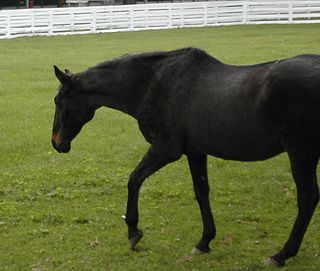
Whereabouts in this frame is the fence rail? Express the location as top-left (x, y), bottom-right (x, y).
top-left (1, 1), bottom-right (320, 39)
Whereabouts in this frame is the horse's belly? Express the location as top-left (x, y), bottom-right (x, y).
top-left (184, 120), bottom-right (284, 161)
top-left (186, 134), bottom-right (283, 161)
top-left (209, 135), bottom-right (283, 161)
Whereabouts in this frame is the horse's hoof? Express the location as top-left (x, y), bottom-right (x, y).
top-left (191, 247), bottom-right (208, 255)
top-left (265, 257), bottom-right (284, 268)
top-left (129, 230), bottom-right (143, 250)
top-left (191, 247), bottom-right (203, 255)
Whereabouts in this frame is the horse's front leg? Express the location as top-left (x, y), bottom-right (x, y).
top-left (125, 145), bottom-right (180, 250)
top-left (188, 155), bottom-right (216, 253)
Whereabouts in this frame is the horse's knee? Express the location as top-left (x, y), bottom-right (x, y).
top-left (127, 169), bottom-right (144, 192)
top-left (127, 174), bottom-right (137, 189)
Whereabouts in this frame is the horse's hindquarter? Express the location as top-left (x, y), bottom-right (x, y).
top-left (262, 55), bottom-right (320, 138)
top-left (182, 64), bottom-right (284, 161)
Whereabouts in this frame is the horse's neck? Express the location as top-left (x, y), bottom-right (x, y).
top-left (84, 60), bottom-right (155, 119)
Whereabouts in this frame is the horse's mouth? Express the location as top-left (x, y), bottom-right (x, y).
top-left (51, 139), bottom-right (71, 153)
top-left (52, 131), bottom-right (71, 153)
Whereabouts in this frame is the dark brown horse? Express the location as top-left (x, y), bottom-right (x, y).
top-left (51, 48), bottom-right (320, 267)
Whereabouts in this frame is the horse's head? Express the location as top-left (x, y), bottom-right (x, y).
top-left (51, 66), bottom-right (95, 153)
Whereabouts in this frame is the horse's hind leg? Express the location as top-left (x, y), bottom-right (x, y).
top-left (268, 137), bottom-right (319, 267)
top-left (188, 155), bottom-right (216, 253)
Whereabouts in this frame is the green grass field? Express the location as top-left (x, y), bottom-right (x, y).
top-left (1, 24), bottom-right (320, 271)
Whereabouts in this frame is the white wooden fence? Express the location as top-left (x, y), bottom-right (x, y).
top-left (0, 1), bottom-right (320, 39)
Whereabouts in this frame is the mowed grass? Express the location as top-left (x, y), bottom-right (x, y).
top-left (0, 24), bottom-right (320, 271)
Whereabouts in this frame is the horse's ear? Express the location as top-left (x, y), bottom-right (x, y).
top-left (65, 69), bottom-right (72, 75)
top-left (54, 65), bottom-right (71, 84)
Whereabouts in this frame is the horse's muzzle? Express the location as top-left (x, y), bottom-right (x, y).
top-left (52, 140), bottom-right (71, 153)
top-left (51, 132), bottom-right (71, 153)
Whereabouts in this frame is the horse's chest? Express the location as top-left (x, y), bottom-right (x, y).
top-left (137, 110), bottom-right (169, 144)
top-left (137, 92), bottom-right (175, 143)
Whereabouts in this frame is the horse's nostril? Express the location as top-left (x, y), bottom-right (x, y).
top-left (51, 139), bottom-right (60, 152)
top-left (52, 132), bottom-right (62, 146)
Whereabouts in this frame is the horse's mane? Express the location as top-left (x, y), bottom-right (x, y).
top-left (91, 47), bottom-right (220, 71)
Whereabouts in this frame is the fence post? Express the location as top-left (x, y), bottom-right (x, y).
top-left (71, 8), bottom-right (74, 33)
top-left (214, 1), bottom-right (218, 25)
top-left (168, 4), bottom-right (172, 28)
top-left (92, 8), bottom-right (96, 33)
top-left (242, 1), bottom-right (247, 24)
top-left (144, 5), bottom-right (148, 29)
top-left (5, 14), bottom-right (10, 39)
top-left (204, 3), bottom-right (208, 26)
top-left (31, 10), bottom-right (35, 34)
top-left (109, 6), bottom-right (113, 30)
top-left (129, 5), bottom-right (133, 31)
top-left (181, 4), bottom-right (184, 27)
top-left (49, 10), bottom-right (53, 36)
top-left (288, 0), bottom-right (293, 23)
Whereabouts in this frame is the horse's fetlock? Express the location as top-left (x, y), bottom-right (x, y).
top-left (283, 245), bottom-right (299, 258)
top-left (125, 218), bottom-right (137, 227)
top-left (196, 242), bottom-right (211, 253)
top-left (203, 233), bottom-right (215, 243)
